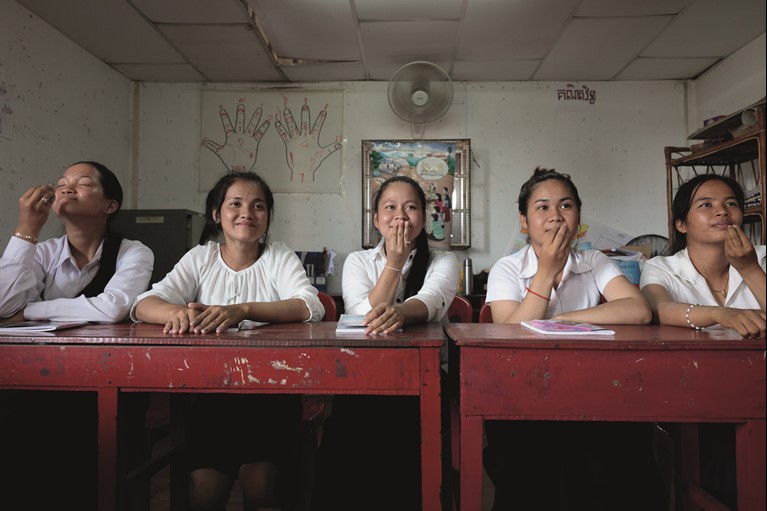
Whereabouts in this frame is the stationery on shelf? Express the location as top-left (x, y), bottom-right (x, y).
top-left (335, 314), bottom-right (367, 333)
top-left (521, 319), bottom-right (615, 336)
top-left (0, 320), bottom-right (89, 334)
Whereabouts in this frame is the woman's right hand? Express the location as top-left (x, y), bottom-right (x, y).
top-left (383, 220), bottom-right (412, 269)
top-left (16, 185), bottom-right (55, 238)
top-left (163, 307), bottom-right (202, 334)
top-left (536, 222), bottom-right (571, 280)
top-left (713, 307), bottom-right (766, 338)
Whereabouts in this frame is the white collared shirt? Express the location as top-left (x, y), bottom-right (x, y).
top-left (342, 240), bottom-right (459, 322)
top-left (130, 240), bottom-right (324, 326)
top-left (486, 245), bottom-right (623, 318)
top-left (640, 246), bottom-right (766, 308)
top-left (0, 234), bottom-right (154, 322)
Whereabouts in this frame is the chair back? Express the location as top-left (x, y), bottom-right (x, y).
top-left (317, 291), bottom-right (337, 322)
top-left (479, 303), bottom-right (493, 323)
top-left (447, 295), bottom-right (473, 323)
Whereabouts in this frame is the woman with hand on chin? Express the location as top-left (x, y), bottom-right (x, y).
top-left (641, 174), bottom-right (765, 338)
top-left (133, 171), bottom-right (323, 511)
top-left (641, 174), bottom-right (765, 508)
top-left (312, 175), bottom-right (458, 511)
top-left (484, 167), bottom-right (661, 511)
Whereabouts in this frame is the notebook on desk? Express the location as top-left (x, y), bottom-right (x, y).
top-left (0, 320), bottom-right (89, 335)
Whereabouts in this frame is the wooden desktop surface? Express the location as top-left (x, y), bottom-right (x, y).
top-left (445, 323), bottom-right (766, 511)
top-left (1, 322), bottom-right (446, 511)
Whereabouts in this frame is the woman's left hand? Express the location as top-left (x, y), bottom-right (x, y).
top-left (187, 302), bottom-right (243, 333)
top-left (363, 302), bottom-right (404, 335)
top-left (725, 225), bottom-right (759, 272)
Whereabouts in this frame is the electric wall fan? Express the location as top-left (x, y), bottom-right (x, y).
top-left (387, 61), bottom-right (454, 136)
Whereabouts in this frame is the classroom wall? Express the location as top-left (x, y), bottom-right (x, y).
top-left (0, 0), bottom-right (132, 250)
top-left (2, 0), bottom-right (765, 295)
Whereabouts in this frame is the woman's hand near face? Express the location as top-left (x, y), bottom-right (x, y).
top-left (725, 225), bottom-right (759, 271)
top-left (15, 185), bottom-right (55, 238)
top-left (712, 307), bottom-right (766, 338)
top-left (363, 302), bottom-right (405, 335)
top-left (383, 220), bottom-right (412, 269)
top-left (186, 302), bottom-right (245, 334)
top-left (536, 222), bottom-right (571, 280)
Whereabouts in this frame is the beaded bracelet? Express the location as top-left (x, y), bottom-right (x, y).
top-left (13, 232), bottom-right (38, 244)
top-left (525, 287), bottom-right (551, 302)
top-left (684, 303), bottom-right (704, 330)
top-left (385, 265), bottom-right (402, 272)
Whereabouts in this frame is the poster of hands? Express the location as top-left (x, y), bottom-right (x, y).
top-left (200, 89), bottom-right (345, 192)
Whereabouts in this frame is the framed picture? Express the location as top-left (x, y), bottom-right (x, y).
top-left (362, 139), bottom-right (471, 250)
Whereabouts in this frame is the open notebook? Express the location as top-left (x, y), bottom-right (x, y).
top-left (0, 320), bottom-right (89, 334)
top-left (521, 319), bottom-right (614, 335)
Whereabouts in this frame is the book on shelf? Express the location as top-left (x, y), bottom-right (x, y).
top-left (521, 319), bottom-right (614, 336)
top-left (335, 314), bottom-right (367, 333)
top-left (0, 320), bottom-right (89, 334)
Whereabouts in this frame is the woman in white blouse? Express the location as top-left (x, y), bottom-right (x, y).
top-left (134, 171), bottom-right (323, 511)
top-left (641, 174), bottom-right (765, 508)
top-left (312, 175), bottom-right (458, 511)
top-left (0, 161), bottom-right (153, 510)
top-left (484, 167), bottom-right (661, 511)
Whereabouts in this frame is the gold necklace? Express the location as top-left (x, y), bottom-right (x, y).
top-left (708, 272), bottom-right (729, 297)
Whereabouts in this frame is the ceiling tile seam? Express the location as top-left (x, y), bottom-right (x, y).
top-left (609, 15), bottom-right (680, 80)
top-left (531, 0), bottom-right (583, 81)
top-left (350, 0), bottom-right (371, 80)
top-left (238, 0), bottom-right (290, 81)
top-left (124, 0), bottom-right (209, 80)
top-left (447, 0), bottom-right (470, 78)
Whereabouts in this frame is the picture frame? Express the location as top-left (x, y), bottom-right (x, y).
top-left (362, 139), bottom-right (471, 250)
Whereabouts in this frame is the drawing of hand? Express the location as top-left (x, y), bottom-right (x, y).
top-left (202, 104), bottom-right (270, 172)
top-left (275, 103), bottom-right (342, 182)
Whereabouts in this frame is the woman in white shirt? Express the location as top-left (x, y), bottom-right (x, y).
top-left (0, 161), bottom-right (153, 510)
top-left (0, 161), bottom-right (153, 322)
top-left (312, 175), bottom-right (458, 511)
top-left (641, 174), bottom-right (765, 508)
top-left (484, 168), bottom-right (660, 510)
top-left (134, 171), bottom-right (323, 511)
top-left (641, 174), bottom-right (765, 337)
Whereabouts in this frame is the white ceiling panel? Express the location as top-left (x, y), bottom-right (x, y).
top-left (281, 62), bottom-right (367, 82)
top-left (250, 0), bottom-right (360, 61)
top-left (642, 0), bottom-right (766, 57)
top-left (13, 0), bottom-right (765, 82)
top-left (457, 0), bottom-right (581, 60)
top-left (112, 64), bottom-right (207, 82)
top-left (17, 0), bottom-right (185, 63)
top-left (453, 60), bottom-right (539, 81)
top-left (131, 0), bottom-right (247, 24)
top-left (354, 0), bottom-right (463, 20)
top-left (535, 17), bottom-right (672, 81)
top-left (159, 24), bottom-right (285, 82)
top-left (576, 0), bottom-right (693, 17)
top-left (616, 57), bottom-right (719, 80)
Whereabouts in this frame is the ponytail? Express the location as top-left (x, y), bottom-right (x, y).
top-left (77, 231), bottom-right (124, 297)
top-left (403, 230), bottom-right (431, 299)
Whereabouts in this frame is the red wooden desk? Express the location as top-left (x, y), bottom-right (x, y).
top-left (0, 322), bottom-right (445, 511)
top-left (445, 323), bottom-right (766, 511)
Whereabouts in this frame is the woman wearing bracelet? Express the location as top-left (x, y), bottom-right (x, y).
top-left (640, 174), bottom-right (765, 337)
top-left (640, 174), bottom-right (765, 508)
top-left (484, 167), bottom-right (659, 510)
top-left (312, 175), bottom-right (458, 511)
top-left (0, 161), bottom-right (153, 510)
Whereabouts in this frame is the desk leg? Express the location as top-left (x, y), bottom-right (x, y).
top-left (459, 416), bottom-right (483, 511)
top-left (98, 387), bottom-right (118, 511)
top-left (420, 347), bottom-right (442, 511)
top-left (736, 419), bottom-right (766, 511)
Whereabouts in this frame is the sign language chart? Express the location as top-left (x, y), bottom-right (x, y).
top-left (200, 89), bottom-right (344, 192)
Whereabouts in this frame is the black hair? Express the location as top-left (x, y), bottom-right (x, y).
top-left (70, 161), bottom-right (125, 297)
top-left (373, 175), bottom-right (431, 299)
top-left (199, 171), bottom-right (274, 246)
top-left (518, 166), bottom-right (582, 217)
top-left (670, 174), bottom-right (745, 254)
